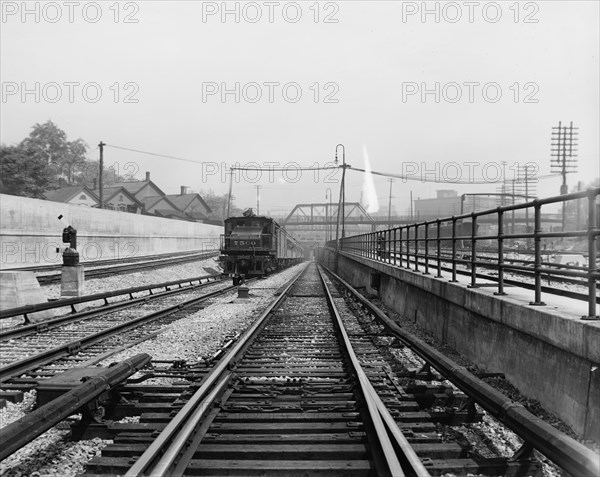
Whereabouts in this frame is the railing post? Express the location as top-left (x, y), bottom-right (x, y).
top-left (495, 209), bottom-right (507, 296)
top-left (436, 220), bottom-right (442, 278)
top-left (406, 227), bottom-right (410, 269)
top-left (371, 232), bottom-right (375, 259)
top-left (529, 202), bottom-right (546, 306)
top-left (468, 214), bottom-right (477, 288)
top-left (414, 224), bottom-right (419, 272)
top-left (399, 227), bottom-right (404, 268)
top-left (450, 217), bottom-right (458, 282)
top-left (393, 228), bottom-right (397, 266)
top-left (424, 222), bottom-right (430, 275)
top-left (387, 229), bottom-right (391, 264)
top-left (583, 191), bottom-right (599, 319)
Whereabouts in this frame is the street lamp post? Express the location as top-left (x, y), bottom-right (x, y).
top-left (334, 144), bottom-right (346, 249)
top-left (326, 188), bottom-right (332, 242)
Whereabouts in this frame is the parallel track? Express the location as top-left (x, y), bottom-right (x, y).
top-left (367, 252), bottom-right (598, 303)
top-left (34, 250), bottom-right (219, 284)
top-left (85, 263), bottom-right (547, 476)
top-left (0, 279), bottom-right (240, 388)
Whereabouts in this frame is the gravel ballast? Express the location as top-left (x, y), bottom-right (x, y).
top-left (0, 263), bottom-right (307, 477)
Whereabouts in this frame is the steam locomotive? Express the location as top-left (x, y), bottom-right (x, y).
top-left (219, 210), bottom-right (304, 285)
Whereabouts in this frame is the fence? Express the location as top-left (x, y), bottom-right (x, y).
top-left (330, 188), bottom-right (599, 319)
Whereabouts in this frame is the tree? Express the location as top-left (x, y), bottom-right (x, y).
top-left (0, 121), bottom-right (93, 197)
top-left (20, 120), bottom-right (88, 187)
top-left (0, 145), bottom-right (54, 197)
top-left (200, 189), bottom-right (242, 221)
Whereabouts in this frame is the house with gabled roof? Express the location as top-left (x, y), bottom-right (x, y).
top-left (111, 171), bottom-right (166, 203)
top-left (164, 186), bottom-right (213, 222)
top-left (43, 185), bottom-right (99, 207)
top-left (101, 186), bottom-right (144, 213)
top-left (140, 195), bottom-right (190, 220)
top-left (41, 172), bottom-right (213, 222)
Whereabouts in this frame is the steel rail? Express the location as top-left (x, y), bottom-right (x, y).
top-left (0, 276), bottom-right (223, 342)
top-left (0, 283), bottom-right (238, 384)
top-left (324, 265), bottom-right (600, 477)
top-left (124, 263), bottom-right (310, 477)
top-left (0, 353), bottom-right (151, 461)
top-left (1, 273), bottom-right (223, 322)
top-left (36, 250), bottom-right (219, 284)
top-left (12, 249), bottom-right (216, 273)
top-left (317, 265), bottom-right (429, 477)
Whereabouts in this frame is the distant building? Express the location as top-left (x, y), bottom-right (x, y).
top-left (43, 185), bottom-right (99, 207)
top-left (414, 190), bottom-right (461, 219)
top-left (414, 190), bottom-right (504, 220)
top-left (101, 187), bottom-right (143, 213)
top-left (163, 186), bottom-right (212, 222)
top-left (140, 195), bottom-right (188, 220)
top-left (110, 171), bottom-right (166, 203)
top-left (43, 172), bottom-right (212, 221)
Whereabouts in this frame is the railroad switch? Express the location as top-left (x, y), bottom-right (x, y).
top-left (36, 366), bottom-right (126, 433)
top-left (36, 367), bottom-right (109, 407)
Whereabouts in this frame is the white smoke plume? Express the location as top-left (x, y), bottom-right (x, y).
top-left (361, 145), bottom-right (379, 214)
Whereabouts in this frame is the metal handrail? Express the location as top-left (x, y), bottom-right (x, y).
top-left (332, 189), bottom-right (599, 319)
top-left (0, 273), bottom-right (223, 321)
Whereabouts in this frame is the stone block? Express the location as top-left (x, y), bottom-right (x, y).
top-left (0, 271), bottom-right (54, 323)
top-left (61, 265), bottom-right (85, 297)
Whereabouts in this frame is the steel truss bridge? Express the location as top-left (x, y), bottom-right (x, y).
top-left (279, 202), bottom-right (563, 249)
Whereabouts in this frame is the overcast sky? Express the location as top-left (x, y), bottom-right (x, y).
top-left (1, 0), bottom-right (598, 216)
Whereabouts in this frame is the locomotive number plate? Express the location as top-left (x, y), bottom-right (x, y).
top-left (233, 240), bottom-right (258, 246)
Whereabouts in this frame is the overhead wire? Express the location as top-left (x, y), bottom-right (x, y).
top-left (102, 143), bottom-right (565, 184)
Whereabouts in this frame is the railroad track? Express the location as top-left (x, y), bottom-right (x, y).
top-left (0, 276), bottom-right (239, 389)
top-left (85, 262), bottom-right (423, 475)
top-left (372, 252), bottom-right (598, 303)
top-left (1, 262), bottom-right (596, 475)
top-left (32, 250), bottom-right (220, 284)
top-left (79, 262), bottom-right (545, 476)
top-left (324, 265), bottom-right (598, 477)
top-left (12, 249), bottom-right (217, 274)
top-left (77, 261), bottom-right (598, 476)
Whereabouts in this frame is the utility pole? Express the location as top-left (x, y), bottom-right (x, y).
top-left (511, 179), bottom-right (516, 235)
top-left (387, 178), bottom-right (394, 224)
top-left (524, 165), bottom-right (530, 235)
top-left (225, 169), bottom-right (233, 220)
top-left (410, 190), bottom-right (413, 220)
top-left (255, 185), bottom-right (261, 215)
top-left (551, 121), bottom-right (578, 231)
top-left (98, 141), bottom-right (105, 209)
top-left (576, 180), bottom-right (582, 230)
top-left (500, 160), bottom-right (507, 206)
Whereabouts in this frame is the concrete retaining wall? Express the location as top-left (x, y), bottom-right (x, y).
top-left (320, 248), bottom-right (600, 441)
top-left (1, 194), bottom-right (222, 269)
